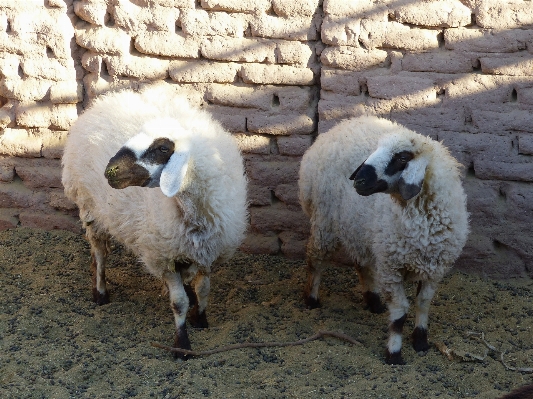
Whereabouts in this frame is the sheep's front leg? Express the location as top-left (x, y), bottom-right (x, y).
top-left (412, 280), bottom-right (438, 352)
top-left (355, 264), bottom-right (386, 314)
top-left (162, 270), bottom-right (191, 360)
top-left (304, 257), bottom-right (325, 309)
top-left (86, 227), bottom-right (110, 305)
top-left (385, 283), bottom-right (410, 365)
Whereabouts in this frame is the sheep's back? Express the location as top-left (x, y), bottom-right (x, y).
top-left (62, 88), bottom-right (248, 269)
top-left (298, 117), bottom-right (390, 260)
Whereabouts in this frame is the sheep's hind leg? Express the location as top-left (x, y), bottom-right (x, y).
top-left (86, 226), bottom-right (110, 305)
top-left (189, 272), bottom-right (210, 329)
top-left (176, 261), bottom-right (209, 329)
top-left (355, 264), bottom-right (386, 314)
top-left (162, 270), bottom-right (191, 360)
top-left (412, 280), bottom-right (438, 352)
top-left (385, 283), bottom-right (410, 365)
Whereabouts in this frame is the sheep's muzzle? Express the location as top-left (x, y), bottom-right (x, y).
top-left (105, 148), bottom-right (151, 189)
top-left (352, 164), bottom-right (388, 196)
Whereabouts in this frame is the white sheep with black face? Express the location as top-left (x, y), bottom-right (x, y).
top-left (299, 115), bottom-right (469, 365)
top-left (62, 87), bottom-right (248, 359)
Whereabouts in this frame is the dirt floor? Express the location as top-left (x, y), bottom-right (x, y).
top-left (1, 228), bottom-right (533, 399)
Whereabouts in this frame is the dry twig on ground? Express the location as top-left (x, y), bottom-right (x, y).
top-left (468, 332), bottom-right (533, 373)
top-left (436, 332), bottom-right (533, 373)
top-left (152, 330), bottom-right (361, 357)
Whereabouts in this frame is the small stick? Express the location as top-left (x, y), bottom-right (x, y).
top-left (500, 350), bottom-right (533, 373)
top-left (435, 341), bottom-right (454, 360)
top-left (152, 330), bottom-right (361, 357)
top-left (467, 331), bottom-right (498, 352)
top-left (466, 331), bottom-right (533, 373)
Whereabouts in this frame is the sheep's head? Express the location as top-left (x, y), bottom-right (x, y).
top-left (349, 133), bottom-right (429, 201)
top-left (104, 118), bottom-right (190, 198)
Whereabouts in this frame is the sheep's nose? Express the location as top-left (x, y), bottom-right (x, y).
top-left (355, 177), bottom-right (365, 186)
top-left (104, 165), bottom-right (119, 179)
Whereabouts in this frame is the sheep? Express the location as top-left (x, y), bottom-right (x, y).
top-left (298, 115), bottom-right (469, 365)
top-left (61, 87), bottom-right (248, 359)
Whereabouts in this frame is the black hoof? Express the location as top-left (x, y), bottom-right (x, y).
top-left (385, 350), bottom-right (406, 365)
top-left (363, 291), bottom-right (386, 314)
top-left (173, 326), bottom-right (192, 360)
top-left (304, 295), bottom-right (320, 309)
top-left (188, 306), bottom-right (208, 329)
top-left (412, 327), bottom-right (430, 352)
top-left (92, 288), bottom-right (110, 305)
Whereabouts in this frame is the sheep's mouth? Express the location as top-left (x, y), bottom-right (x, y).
top-left (355, 182), bottom-right (388, 196)
top-left (105, 162), bottom-right (151, 189)
top-left (107, 175), bottom-right (150, 189)
top-left (352, 164), bottom-right (389, 196)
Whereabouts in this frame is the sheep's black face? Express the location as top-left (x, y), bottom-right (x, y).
top-left (105, 148), bottom-right (151, 189)
top-left (350, 151), bottom-right (414, 196)
top-left (105, 137), bottom-right (175, 189)
top-left (350, 164), bottom-right (388, 196)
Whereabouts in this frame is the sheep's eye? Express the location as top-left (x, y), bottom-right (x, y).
top-left (399, 156), bottom-right (408, 163)
top-left (159, 146), bottom-right (169, 153)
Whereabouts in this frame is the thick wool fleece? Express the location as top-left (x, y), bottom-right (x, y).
top-left (299, 115), bottom-right (469, 290)
top-left (62, 87), bottom-right (248, 278)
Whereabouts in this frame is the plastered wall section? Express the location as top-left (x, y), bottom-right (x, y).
top-left (319, 0), bottom-right (533, 278)
top-left (0, 0), bottom-right (533, 279)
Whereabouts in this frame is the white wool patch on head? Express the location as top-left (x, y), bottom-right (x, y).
top-left (378, 132), bottom-right (418, 155)
top-left (365, 146), bottom-right (392, 170)
top-left (124, 117), bottom-right (188, 159)
top-left (141, 117), bottom-right (184, 140)
top-left (124, 132), bottom-right (154, 158)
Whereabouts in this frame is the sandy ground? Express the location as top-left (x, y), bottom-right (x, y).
top-left (1, 228), bottom-right (533, 399)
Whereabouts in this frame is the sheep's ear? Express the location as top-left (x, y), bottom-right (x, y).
top-left (159, 150), bottom-right (190, 197)
top-left (398, 157), bottom-right (428, 200)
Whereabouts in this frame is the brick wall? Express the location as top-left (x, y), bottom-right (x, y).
top-left (0, 0), bottom-right (532, 278)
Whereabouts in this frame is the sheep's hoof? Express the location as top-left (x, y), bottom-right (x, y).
top-left (173, 326), bottom-right (192, 360)
top-left (188, 306), bottom-right (208, 329)
top-left (385, 350), bottom-right (406, 365)
top-left (304, 295), bottom-right (320, 309)
top-left (363, 291), bottom-right (386, 314)
top-left (92, 288), bottom-right (110, 305)
top-left (412, 327), bottom-right (430, 352)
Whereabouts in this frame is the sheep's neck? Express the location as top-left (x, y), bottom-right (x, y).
top-left (390, 192), bottom-right (407, 207)
top-left (175, 170), bottom-right (218, 234)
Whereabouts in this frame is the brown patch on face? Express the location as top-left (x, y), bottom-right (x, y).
top-left (104, 147), bottom-right (151, 189)
top-left (141, 138), bottom-right (175, 165)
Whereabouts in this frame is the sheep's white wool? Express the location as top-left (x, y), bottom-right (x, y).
top-left (61, 86), bottom-right (249, 354)
top-left (62, 87), bottom-right (248, 275)
top-left (299, 115), bottom-right (469, 363)
top-left (124, 132), bottom-right (154, 157)
top-left (300, 115), bottom-right (468, 280)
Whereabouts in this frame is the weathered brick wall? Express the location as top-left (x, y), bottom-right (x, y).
top-left (0, 0), bottom-right (532, 278)
top-left (320, 0), bottom-right (533, 279)
top-left (0, 0), bottom-right (81, 232)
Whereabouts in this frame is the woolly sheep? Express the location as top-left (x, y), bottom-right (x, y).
top-left (61, 87), bottom-right (248, 358)
top-left (299, 115), bottom-right (469, 365)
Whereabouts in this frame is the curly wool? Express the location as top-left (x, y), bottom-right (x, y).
top-left (61, 87), bottom-right (248, 277)
top-left (299, 115), bottom-right (469, 363)
top-left (299, 115), bottom-right (469, 283)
